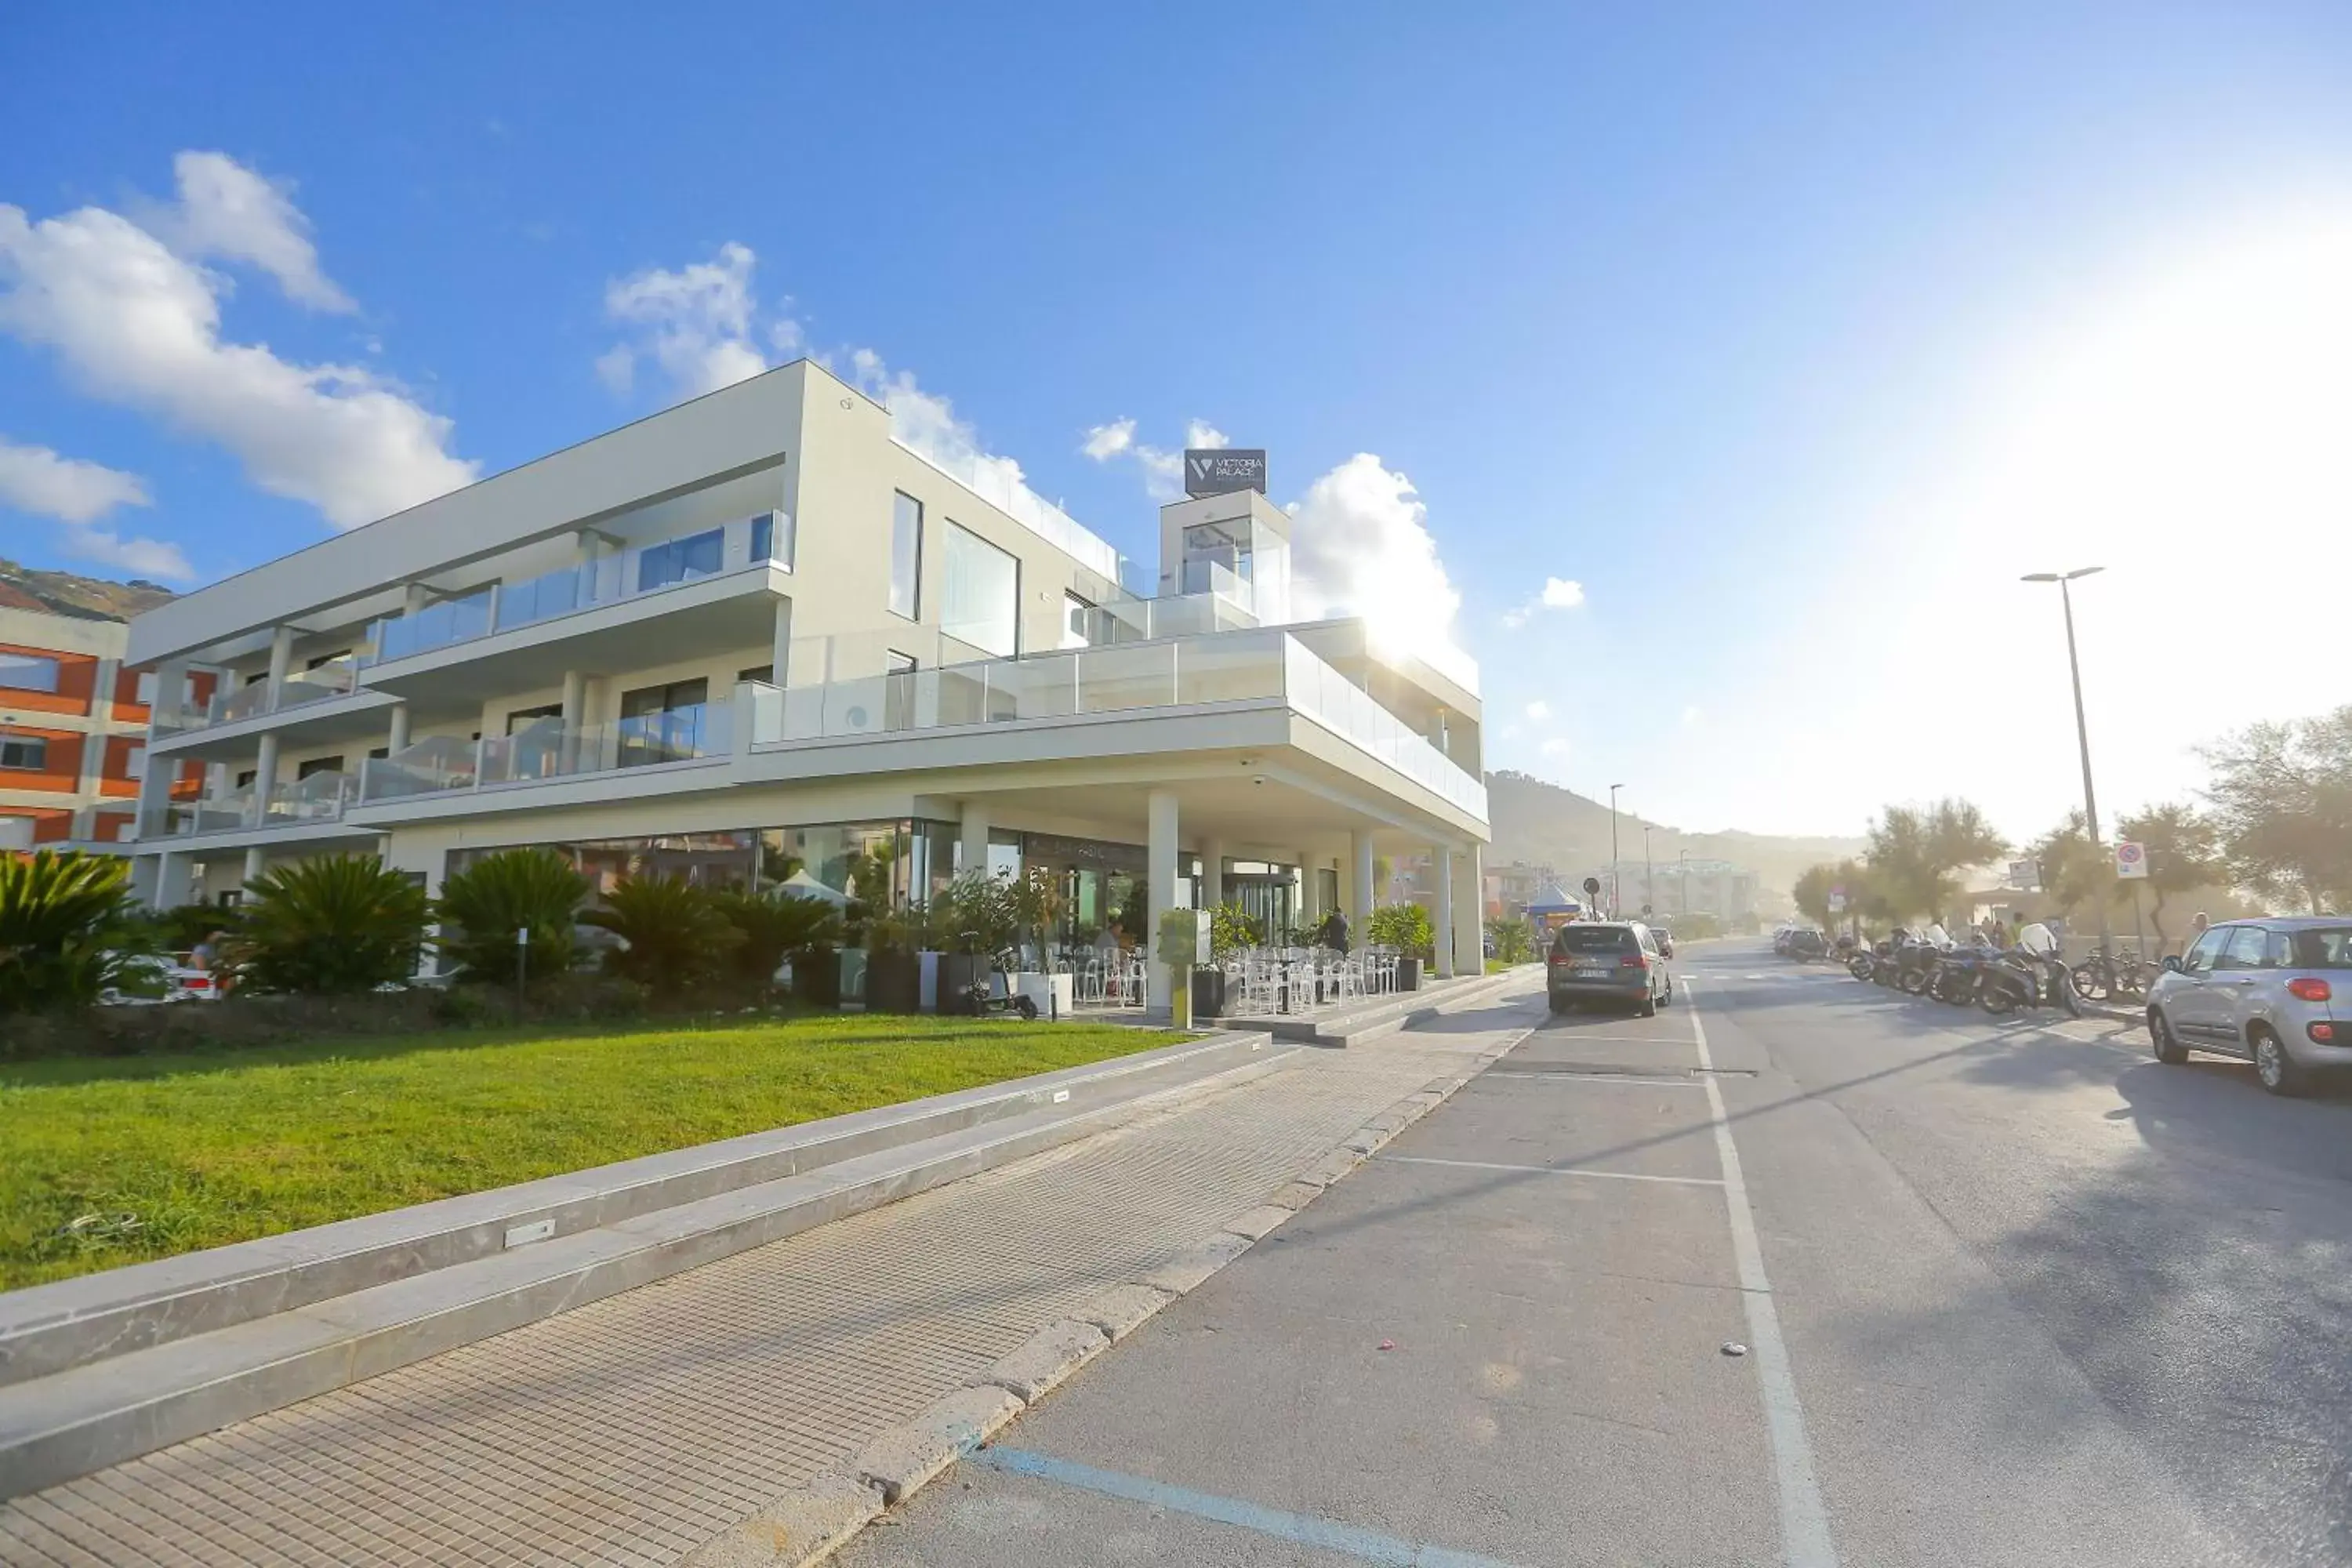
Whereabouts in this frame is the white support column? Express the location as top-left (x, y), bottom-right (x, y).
top-left (264, 625), bottom-right (296, 711)
top-left (404, 583), bottom-right (431, 615)
top-left (387, 702), bottom-right (412, 754)
top-left (1435, 847), bottom-right (1457, 978)
top-left (77, 659), bottom-right (118, 800)
top-left (154, 851), bottom-right (193, 911)
top-left (132, 750), bottom-right (174, 841)
top-left (129, 852), bottom-right (160, 906)
top-left (1200, 837), bottom-right (1227, 913)
top-left (1348, 829), bottom-right (1375, 952)
top-left (1453, 845), bottom-right (1483, 979)
top-left (769, 597), bottom-right (793, 686)
top-left (252, 732), bottom-right (280, 827)
top-left (242, 846), bottom-right (267, 886)
top-left (150, 657), bottom-right (187, 731)
top-left (1294, 852), bottom-right (1316, 926)
top-left (1147, 789), bottom-right (1180, 1010)
top-left (960, 800), bottom-right (991, 878)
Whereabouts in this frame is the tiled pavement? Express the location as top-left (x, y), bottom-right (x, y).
top-left (0, 997), bottom-right (1532, 1568)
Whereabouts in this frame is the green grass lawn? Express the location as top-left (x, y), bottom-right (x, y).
top-left (1, 1014), bottom-right (1176, 1290)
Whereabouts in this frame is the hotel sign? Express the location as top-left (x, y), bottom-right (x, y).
top-left (1183, 448), bottom-right (1267, 498)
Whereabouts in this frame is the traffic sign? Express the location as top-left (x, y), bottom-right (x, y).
top-left (2114, 840), bottom-right (2148, 880)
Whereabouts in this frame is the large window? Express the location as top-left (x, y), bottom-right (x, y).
top-left (617, 679), bottom-right (710, 764)
top-left (637, 527), bottom-right (724, 593)
top-left (942, 523), bottom-right (1019, 657)
top-left (890, 492), bottom-right (923, 619)
top-left (0, 652), bottom-right (61, 693)
top-left (0, 733), bottom-right (47, 770)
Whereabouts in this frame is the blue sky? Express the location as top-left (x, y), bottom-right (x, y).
top-left (5, 3), bottom-right (2350, 840)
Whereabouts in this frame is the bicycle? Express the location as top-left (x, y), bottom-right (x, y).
top-left (2070, 947), bottom-right (2157, 1004)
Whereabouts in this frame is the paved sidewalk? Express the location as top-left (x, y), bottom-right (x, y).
top-left (0, 989), bottom-right (1537, 1568)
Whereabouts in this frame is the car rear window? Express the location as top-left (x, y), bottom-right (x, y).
top-left (1555, 927), bottom-right (1637, 953)
top-left (2288, 928), bottom-right (2352, 970)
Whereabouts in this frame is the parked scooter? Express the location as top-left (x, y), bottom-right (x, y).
top-left (1929, 943), bottom-right (2001, 1006)
top-left (1977, 950), bottom-right (2082, 1018)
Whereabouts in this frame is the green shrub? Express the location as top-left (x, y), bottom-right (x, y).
top-left (1367, 901), bottom-right (1436, 960)
top-left (709, 887), bottom-right (842, 988)
top-left (0, 851), bottom-right (143, 1014)
top-left (1209, 902), bottom-right (1263, 958)
top-left (932, 869), bottom-right (1019, 954)
top-left (580, 875), bottom-right (742, 994)
top-left (436, 848), bottom-right (590, 985)
top-left (237, 855), bottom-right (429, 994)
top-left (1483, 916), bottom-right (1533, 964)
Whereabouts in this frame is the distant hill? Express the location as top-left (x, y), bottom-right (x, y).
top-left (0, 558), bottom-right (176, 622)
top-left (1486, 770), bottom-right (1866, 902)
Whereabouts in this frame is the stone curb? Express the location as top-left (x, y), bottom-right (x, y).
top-left (979, 1319), bottom-right (1109, 1403)
top-left (853, 1385), bottom-right (1024, 1504)
top-left (676, 1025), bottom-right (1530, 1566)
top-left (1073, 1282), bottom-right (1176, 1343)
top-left (679, 1468), bottom-right (884, 1567)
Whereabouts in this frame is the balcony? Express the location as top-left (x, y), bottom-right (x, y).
top-left (356, 702), bottom-right (735, 807)
top-left (158, 659), bottom-right (364, 737)
top-left (361, 511), bottom-right (789, 669)
top-left (151, 768), bottom-right (360, 839)
top-left (750, 630), bottom-right (1486, 820)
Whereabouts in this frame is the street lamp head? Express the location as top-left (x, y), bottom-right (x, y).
top-left (2064, 565), bottom-right (2105, 581)
top-left (2020, 572), bottom-right (2060, 583)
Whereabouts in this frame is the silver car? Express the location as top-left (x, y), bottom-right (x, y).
top-left (2147, 918), bottom-right (2351, 1095)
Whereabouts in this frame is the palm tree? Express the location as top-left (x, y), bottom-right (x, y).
top-left (437, 848), bottom-right (590, 985)
top-left (708, 887), bottom-right (842, 988)
top-left (580, 875), bottom-right (742, 994)
top-left (238, 855), bottom-right (430, 994)
top-left (0, 851), bottom-right (140, 1014)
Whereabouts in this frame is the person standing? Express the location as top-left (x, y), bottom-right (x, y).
top-left (2180, 910), bottom-right (2210, 959)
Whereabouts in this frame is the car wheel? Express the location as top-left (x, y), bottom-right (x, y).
top-left (1548, 996), bottom-right (1568, 1015)
top-left (2252, 1026), bottom-right (2306, 1097)
top-left (1637, 988), bottom-right (1658, 1018)
top-left (2149, 1009), bottom-right (2188, 1065)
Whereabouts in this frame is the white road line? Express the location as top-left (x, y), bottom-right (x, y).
top-left (1377, 1154), bottom-right (1724, 1187)
top-left (1532, 1032), bottom-right (1699, 1045)
top-left (1686, 979), bottom-right (1838, 1567)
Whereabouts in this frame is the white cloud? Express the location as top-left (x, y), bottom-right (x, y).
top-left (852, 347), bottom-right (1038, 509)
top-left (1081, 416), bottom-right (1228, 501)
top-left (0, 436), bottom-right (194, 582)
top-left (601, 241), bottom-right (773, 400)
top-left (0, 162), bottom-right (477, 532)
top-left (0, 436), bottom-right (149, 523)
top-left (1524, 699), bottom-right (1550, 720)
top-left (151, 151), bottom-right (354, 312)
top-left (1682, 705), bottom-right (1704, 728)
top-left (1540, 737), bottom-right (1570, 757)
top-left (1501, 575), bottom-right (1588, 628)
top-left (1286, 453), bottom-right (1463, 655)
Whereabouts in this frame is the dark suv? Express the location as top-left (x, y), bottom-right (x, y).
top-left (1547, 921), bottom-right (1674, 1016)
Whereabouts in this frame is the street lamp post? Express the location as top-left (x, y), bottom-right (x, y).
top-left (1643, 826), bottom-right (1653, 918)
top-left (1679, 849), bottom-right (1690, 919)
top-left (1608, 783), bottom-right (1624, 918)
top-left (2023, 567), bottom-right (2112, 960)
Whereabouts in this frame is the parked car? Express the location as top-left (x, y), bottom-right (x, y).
top-left (1546, 920), bottom-right (1673, 1017)
top-left (98, 952), bottom-right (225, 1006)
top-left (2146, 918), bottom-right (2351, 1095)
top-left (1650, 925), bottom-right (1675, 959)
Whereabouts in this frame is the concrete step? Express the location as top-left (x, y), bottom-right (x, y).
top-left (0, 1032), bottom-right (1290, 1498)
top-left (1215, 966), bottom-right (1532, 1047)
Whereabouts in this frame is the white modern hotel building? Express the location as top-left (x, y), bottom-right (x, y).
top-left (119, 360), bottom-right (1489, 985)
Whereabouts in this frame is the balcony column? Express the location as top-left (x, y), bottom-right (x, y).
top-left (1453, 845), bottom-right (1483, 982)
top-left (959, 800), bottom-right (990, 879)
top-left (132, 750), bottom-right (175, 840)
top-left (242, 847), bottom-right (267, 886)
top-left (769, 598), bottom-right (793, 687)
top-left (1435, 847), bottom-right (1457, 978)
top-left (1147, 789), bottom-right (1180, 1016)
top-left (560, 670), bottom-right (587, 773)
top-left (1200, 837), bottom-right (1227, 913)
top-left (75, 666), bottom-right (114, 799)
top-left (1294, 852), bottom-right (1317, 926)
top-left (387, 702), bottom-right (412, 753)
top-left (404, 583), bottom-right (431, 615)
top-left (1348, 829), bottom-right (1374, 953)
top-left (264, 625), bottom-right (296, 711)
top-left (252, 733), bottom-right (280, 827)
top-left (149, 658), bottom-right (187, 730)
top-left (154, 850), bottom-right (193, 911)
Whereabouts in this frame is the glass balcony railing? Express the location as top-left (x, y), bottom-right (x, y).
top-left (358, 703), bottom-right (733, 805)
top-left (267, 769), bottom-right (357, 824)
top-left (274, 661), bottom-right (357, 711)
top-left (361, 512), bottom-right (785, 668)
top-left (750, 630), bottom-right (1487, 818)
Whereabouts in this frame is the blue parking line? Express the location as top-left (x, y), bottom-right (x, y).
top-left (971, 1446), bottom-right (1526, 1568)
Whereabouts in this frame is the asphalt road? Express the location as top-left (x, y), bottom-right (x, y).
top-left (840, 941), bottom-right (2352, 1567)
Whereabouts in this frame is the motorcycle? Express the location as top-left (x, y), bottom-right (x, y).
top-left (1929, 944), bottom-right (1999, 1006)
top-left (1894, 940), bottom-right (1945, 994)
top-left (1978, 950), bottom-right (2082, 1018)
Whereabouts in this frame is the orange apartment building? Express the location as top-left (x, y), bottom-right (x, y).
top-left (0, 590), bottom-right (210, 851)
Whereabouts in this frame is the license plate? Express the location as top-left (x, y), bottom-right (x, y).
top-left (1569, 958), bottom-right (1607, 971)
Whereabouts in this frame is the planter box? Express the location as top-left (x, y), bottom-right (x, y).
top-left (918, 950), bottom-right (942, 1011)
top-left (1191, 967), bottom-right (1228, 1019)
top-left (866, 949), bottom-right (921, 1013)
top-left (1014, 972), bottom-right (1074, 1021)
top-left (790, 948), bottom-right (841, 1008)
top-left (1396, 956), bottom-right (1423, 992)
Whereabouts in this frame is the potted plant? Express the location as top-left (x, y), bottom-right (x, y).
top-left (1156, 906), bottom-right (1207, 1028)
top-left (1007, 865), bottom-right (1072, 1019)
top-left (1194, 902), bottom-right (1261, 1018)
top-left (933, 869), bottom-right (1016, 1014)
top-left (1368, 902), bottom-right (1436, 990)
top-left (865, 908), bottom-right (921, 1013)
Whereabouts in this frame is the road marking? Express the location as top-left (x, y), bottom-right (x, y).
top-left (1481, 1071), bottom-right (1704, 1088)
top-left (1530, 1032), bottom-right (1700, 1044)
top-left (1685, 980), bottom-right (1838, 1567)
top-left (1377, 1154), bottom-right (1722, 1187)
top-left (972, 1446), bottom-right (1527, 1568)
